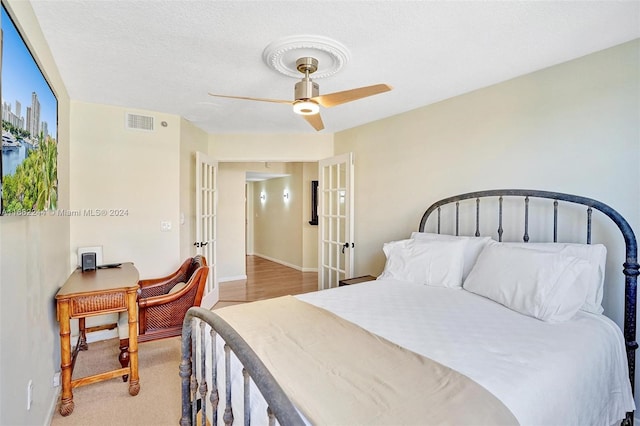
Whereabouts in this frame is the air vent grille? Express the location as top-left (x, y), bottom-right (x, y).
top-left (125, 113), bottom-right (155, 131)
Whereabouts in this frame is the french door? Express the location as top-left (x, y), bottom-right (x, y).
top-left (318, 153), bottom-right (354, 290)
top-left (195, 152), bottom-right (219, 308)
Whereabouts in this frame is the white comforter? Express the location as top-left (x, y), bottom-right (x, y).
top-left (296, 279), bottom-right (635, 425)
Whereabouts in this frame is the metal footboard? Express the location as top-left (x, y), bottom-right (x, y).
top-left (180, 307), bottom-right (305, 426)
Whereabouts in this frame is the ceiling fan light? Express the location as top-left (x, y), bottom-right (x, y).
top-left (293, 100), bottom-right (320, 115)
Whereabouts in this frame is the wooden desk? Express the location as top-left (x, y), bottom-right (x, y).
top-left (55, 263), bottom-right (140, 416)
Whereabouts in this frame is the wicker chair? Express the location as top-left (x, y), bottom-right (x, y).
top-left (117, 255), bottom-right (209, 369)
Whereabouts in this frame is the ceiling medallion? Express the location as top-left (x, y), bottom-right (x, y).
top-left (262, 35), bottom-right (351, 79)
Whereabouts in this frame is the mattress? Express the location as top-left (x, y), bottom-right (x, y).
top-left (297, 278), bottom-right (635, 425)
top-left (204, 278), bottom-right (634, 425)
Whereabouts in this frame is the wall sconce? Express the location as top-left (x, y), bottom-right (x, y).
top-left (260, 192), bottom-right (266, 202)
top-left (283, 190), bottom-right (290, 200)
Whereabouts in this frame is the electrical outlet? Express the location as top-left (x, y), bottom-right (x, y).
top-left (160, 221), bottom-right (172, 232)
top-left (27, 380), bottom-right (33, 410)
top-left (52, 372), bottom-right (61, 387)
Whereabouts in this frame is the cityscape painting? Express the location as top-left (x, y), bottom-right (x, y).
top-left (1, 3), bottom-right (58, 215)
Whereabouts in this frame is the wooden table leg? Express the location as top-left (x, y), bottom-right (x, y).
top-left (78, 317), bottom-right (88, 351)
top-left (126, 289), bottom-right (140, 396)
top-left (57, 300), bottom-right (75, 416)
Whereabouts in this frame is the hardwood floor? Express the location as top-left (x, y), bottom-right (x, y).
top-left (214, 256), bottom-right (318, 309)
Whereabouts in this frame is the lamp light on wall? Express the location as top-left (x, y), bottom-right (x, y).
top-left (283, 190), bottom-right (290, 200)
top-left (260, 192), bottom-right (266, 202)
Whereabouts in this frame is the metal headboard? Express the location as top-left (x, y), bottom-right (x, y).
top-left (419, 189), bottom-right (639, 425)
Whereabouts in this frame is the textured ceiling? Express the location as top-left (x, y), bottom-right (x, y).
top-left (28, 0), bottom-right (640, 134)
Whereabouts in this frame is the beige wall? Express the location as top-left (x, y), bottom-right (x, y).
top-left (209, 133), bottom-right (333, 161)
top-left (335, 40), bottom-right (639, 390)
top-left (69, 102), bottom-right (182, 278)
top-left (253, 164), bottom-right (304, 268)
top-left (0, 1), bottom-right (71, 424)
top-left (179, 118), bottom-right (209, 260)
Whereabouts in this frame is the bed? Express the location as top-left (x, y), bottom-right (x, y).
top-left (180, 189), bottom-right (639, 426)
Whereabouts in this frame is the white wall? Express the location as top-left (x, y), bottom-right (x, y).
top-left (217, 162), bottom-right (265, 280)
top-left (69, 102), bottom-right (182, 278)
top-left (0, 1), bottom-right (71, 424)
top-left (335, 39), bottom-right (640, 402)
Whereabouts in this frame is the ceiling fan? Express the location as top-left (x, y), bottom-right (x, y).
top-left (208, 57), bottom-right (392, 131)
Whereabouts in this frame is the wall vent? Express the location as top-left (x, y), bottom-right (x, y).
top-left (125, 113), bottom-right (155, 131)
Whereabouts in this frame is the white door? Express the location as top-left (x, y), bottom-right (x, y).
top-left (318, 153), bottom-right (355, 290)
top-left (195, 152), bottom-right (219, 308)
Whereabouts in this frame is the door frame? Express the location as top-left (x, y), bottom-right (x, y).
top-left (196, 152), bottom-right (219, 309)
top-left (318, 152), bottom-right (355, 290)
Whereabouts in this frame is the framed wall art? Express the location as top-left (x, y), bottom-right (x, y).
top-left (1, 2), bottom-right (58, 215)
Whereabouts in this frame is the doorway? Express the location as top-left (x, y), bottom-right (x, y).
top-left (216, 162), bottom-right (319, 284)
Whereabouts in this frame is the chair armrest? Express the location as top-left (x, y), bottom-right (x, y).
top-left (138, 258), bottom-right (193, 298)
top-left (138, 290), bottom-right (186, 309)
top-left (138, 258), bottom-right (192, 289)
top-left (138, 267), bottom-right (208, 309)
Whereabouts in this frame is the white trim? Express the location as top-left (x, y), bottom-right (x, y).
top-left (218, 275), bottom-right (248, 283)
top-left (301, 267), bottom-right (319, 273)
top-left (253, 253), bottom-right (304, 271)
top-left (71, 328), bottom-right (118, 343)
top-left (214, 157), bottom-right (326, 162)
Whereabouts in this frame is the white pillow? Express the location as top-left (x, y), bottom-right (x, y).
top-left (463, 241), bottom-right (591, 322)
top-left (411, 232), bottom-right (492, 280)
top-left (167, 281), bottom-right (187, 294)
top-left (503, 242), bottom-right (606, 314)
top-left (377, 239), bottom-right (466, 288)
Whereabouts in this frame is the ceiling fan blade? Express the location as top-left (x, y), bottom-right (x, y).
top-left (313, 84), bottom-right (392, 108)
top-left (208, 93), bottom-right (292, 105)
top-left (302, 113), bottom-right (324, 131)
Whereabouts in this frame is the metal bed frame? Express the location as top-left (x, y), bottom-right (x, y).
top-left (180, 189), bottom-right (638, 426)
top-left (419, 189), bottom-right (638, 426)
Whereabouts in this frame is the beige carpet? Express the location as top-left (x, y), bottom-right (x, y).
top-left (50, 337), bottom-right (183, 426)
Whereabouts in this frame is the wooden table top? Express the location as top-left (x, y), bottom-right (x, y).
top-left (56, 263), bottom-right (139, 299)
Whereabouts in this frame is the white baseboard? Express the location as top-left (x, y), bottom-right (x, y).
top-left (71, 328), bottom-right (118, 344)
top-left (251, 254), bottom-right (318, 272)
top-left (218, 275), bottom-right (248, 283)
top-left (253, 253), bottom-right (303, 271)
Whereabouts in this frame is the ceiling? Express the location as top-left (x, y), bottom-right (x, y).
top-left (28, 1), bottom-right (640, 135)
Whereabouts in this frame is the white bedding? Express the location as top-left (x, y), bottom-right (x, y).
top-left (296, 279), bottom-right (635, 425)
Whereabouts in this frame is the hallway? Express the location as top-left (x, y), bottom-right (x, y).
top-left (215, 255), bottom-right (318, 309)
